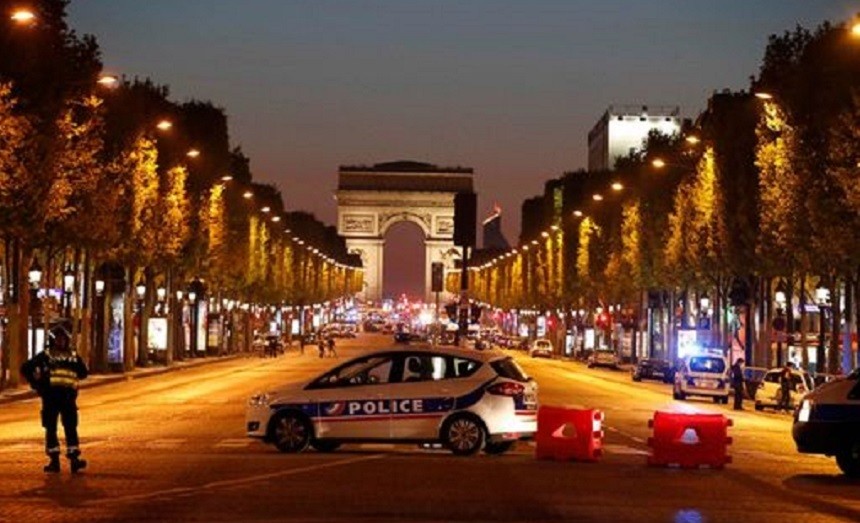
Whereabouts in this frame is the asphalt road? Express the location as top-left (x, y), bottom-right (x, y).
top-left (0, 333), bottom-right (857, 522)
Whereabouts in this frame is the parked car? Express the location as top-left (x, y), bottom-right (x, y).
top-left (529, 339), bottom-right (553, 358)
top-left (588, 349), bottom-right (620, 369)
top-left (754, 367), bottom-right (814, 411)
top-left (631, 359), bottom-right (675, 383)
top-left (246, 346), bottom-right (539, 455)
top-left (673, 353), bottom-right (730, 404)
top-left (741, 366), bottom-right (769, 400)
top-left (793, 369), bottom-right (860, 477)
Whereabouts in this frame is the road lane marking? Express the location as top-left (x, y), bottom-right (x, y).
top-left (85, 453), bottom-right (387, 507)
top-left (213, 439), bottom-right (252, 448)
top-left (145, 438), bottom-right (186, 449)
top-left (357, 443), bottom-right (396, 450)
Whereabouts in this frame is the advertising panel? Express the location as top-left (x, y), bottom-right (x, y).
top-left (107, 293), bottom-right (124, 364)
top-left (147, 317), bottom-right (168, 350)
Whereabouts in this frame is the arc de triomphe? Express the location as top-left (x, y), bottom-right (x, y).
top-left (336, 161), bottom-right (473, 302)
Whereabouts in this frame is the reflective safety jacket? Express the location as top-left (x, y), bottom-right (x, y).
top-left (21, 350), bottom-right (88, 395)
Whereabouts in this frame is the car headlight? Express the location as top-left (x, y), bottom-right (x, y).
top-left (248, 393), bottom-right (270, 406)
top-left (797, 399), bottom-right (813, 422)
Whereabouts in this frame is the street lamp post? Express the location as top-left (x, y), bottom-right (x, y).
top-left (815, 282), bottom-right (830, 374)
top-left (63, 265), bottom-right (75, 318)
top-left (774, 285), bottom-right (787, 367)
top-left (28, 259), bottom-right (43, 356)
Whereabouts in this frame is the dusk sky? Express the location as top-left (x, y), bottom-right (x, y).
top-left (69, 1), bottom-right (855, 298)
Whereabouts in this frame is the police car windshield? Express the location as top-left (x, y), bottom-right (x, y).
top-left (491, 357), bottom-right (529, 382)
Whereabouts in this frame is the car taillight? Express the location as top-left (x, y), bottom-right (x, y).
top-left (487, 382), bottom-right (525, 396)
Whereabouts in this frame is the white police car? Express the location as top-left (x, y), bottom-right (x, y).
top-left (793, 369), bottom-right (860, 476)
top-left (673, 353), bottom-right (730, 404)
top-left (246, 346), bottom-right (538, 456)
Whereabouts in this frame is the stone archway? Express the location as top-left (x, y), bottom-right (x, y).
top-left (336, 161), bottom-right (474, 302)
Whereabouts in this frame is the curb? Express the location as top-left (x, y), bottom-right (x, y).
top-left (0, 354), bottom-right (243, 405)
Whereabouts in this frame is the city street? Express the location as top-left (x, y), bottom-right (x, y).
top-left (0, 333), bottom-right (857, 522)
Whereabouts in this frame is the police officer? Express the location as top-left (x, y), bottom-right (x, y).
top-left (730, 358), bottom-right (745, 411)
top-left (20, 320), bottom-right (89, 473)
top-left (778, 363), bottom-right (793, 412)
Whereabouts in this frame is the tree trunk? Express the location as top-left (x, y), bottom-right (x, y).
top-left (764, 278), bottom-right (774, 367)
top-left (829, 279), bottom-right (842, 375)
top-left (799, 274), bottom-right (809, 370)
top-left (137, 267), bottom-right (153, 367)
top-left (123, 265), bottom-right (136, 372)
top-left (843, 277), bottom-right (854, 374)
top-left (165, 267), bottom-right (174, 366)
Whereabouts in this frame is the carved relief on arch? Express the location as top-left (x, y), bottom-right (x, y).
top-left (378, 211), bottom-right (432, 237)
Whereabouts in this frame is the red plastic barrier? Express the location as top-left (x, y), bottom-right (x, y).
top-left (646, 411), bottom-right (732, 469)
top-left (535, 406), bottom-right (604, 462)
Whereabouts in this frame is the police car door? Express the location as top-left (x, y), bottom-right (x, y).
top-left (387, 353), bottom-right (474, 440)
top-left (313, 355), bottom-right (396, 440)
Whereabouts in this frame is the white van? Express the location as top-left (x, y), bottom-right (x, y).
top-left (673, 354), bottom-right (730, 404)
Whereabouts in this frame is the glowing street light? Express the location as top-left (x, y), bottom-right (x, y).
top-left (97, 74), bottom-right (120, 88)
top-left (651, 158), bottom-right (666, 169)
top-left (10, 9), bottom-right (36, 24)
top-left (611, 182), bottom-right (623, 191)
top-left (592, 193), bottom-right (604, 201)
top-left (156, 119), bottom-right (173, 131)
top-left (261, 206), bottom-right (271, 213)
top-left (685, 135), bottom-right (701, 145)
top-left (242, 190), bottom-right (253, 199)
top-left (754, 92), bottom-right (773, 100)
top-left (221, 175), bottom-right (233, 182)
top-left (573, 210), bottom-right (583, 217)
top-left (852, 20), bottom-right (860, 37)
top-left (186, 148), bottom-right (201, 158)
top-left (271, 216), bottom-right (281, 223)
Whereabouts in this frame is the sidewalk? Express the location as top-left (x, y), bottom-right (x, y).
top-left (0, 354), bottom-right (243, 405)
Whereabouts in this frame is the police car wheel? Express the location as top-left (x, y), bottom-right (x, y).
top-left (443, 415), bottom-right (485, 456)
top-left (271, 412), bottom-right (311, 453)
top-left (483, 441), bottom-right (515, 455)
top-left (310, 439), bottom-right (341, 453)
top-left (836, 442), bottom-right (860, 477)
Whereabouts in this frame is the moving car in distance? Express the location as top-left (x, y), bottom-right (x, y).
top-left (246, 346), bottom-right (538, 456)
top-left (529, 339), bottom-right (553, 358)
top-left (793, 369), bottom-right (860, 477)
top-left (632, 358), bottom-right (675, 383)
top-left (673, 353), bottom-right (730, 404)
top-left (588, 348), bottom-right (620, 369)
top-left (754, 367), bottom-right (814, 411)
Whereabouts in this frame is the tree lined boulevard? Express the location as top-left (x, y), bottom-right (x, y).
top-left (1, 334), bottom-right (857, 522)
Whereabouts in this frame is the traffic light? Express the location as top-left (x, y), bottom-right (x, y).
top-left (470, 304), bottom-right (482, 323)
top-left (454, 192), bottom-right (477, 247)
top-left (595, 312), bottom-right (611, 331)
top-left (431, 262), bottom-right (444, 293)
top-left (728, 278), bottom-right (750, 306)
top-left (444, 303), bottom-right (458, 320)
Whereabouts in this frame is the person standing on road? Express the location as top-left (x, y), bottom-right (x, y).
top-left (327, 336), bottom-right (337, 358)
top-left (778, 363), bottom-right (793, 412)
top-left (318, 336), bottom-right (325, 359)
top-left (730, 358), bottom-right (745, 411)
top-left (20, 320), bottom-right (89, 474)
